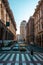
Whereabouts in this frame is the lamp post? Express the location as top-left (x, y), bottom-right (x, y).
top-left (6, 22), bottom-right (10, 46)
top-left (6, 21), bottom-right (10, 39)
top-left (2, 27), bottom-right (4, 47)
top-left (2, 22), bottom-right (10, 47)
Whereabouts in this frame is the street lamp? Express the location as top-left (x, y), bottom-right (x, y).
top-left (2, 27), bottom-right (4, 47)
top-left (6, 21), bottom-right (10, 40)
top-left (2, 22), bottom-right (10, 47)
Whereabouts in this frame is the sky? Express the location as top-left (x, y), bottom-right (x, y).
top-left (8, 0), bottom-right (39, 34)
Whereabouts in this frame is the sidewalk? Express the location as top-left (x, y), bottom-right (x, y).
top-left (28, 44), bottom-right (43, 53)
top-left (0, 42), bottom-right (15, 51)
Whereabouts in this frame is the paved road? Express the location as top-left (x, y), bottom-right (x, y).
top-left (0, 52), bottom-right (43, 65)
top-left (1, 42), bottom-right (43, 52)
top-left (27, 44), bottom-right (43, 53)
top-left (0, 42), bottom-right (43, 65)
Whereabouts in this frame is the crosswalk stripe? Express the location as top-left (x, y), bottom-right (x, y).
top-left (0, 54), bottom-right (2, 57)
top-left (22, 63), bottom-right (26, 65)
top-left (15, 63), bottom-right (19, 65)
top-left (0, 54), bottom-right (6, 60)
top-left (41, 54), bottom-right (43, 56)
top-left (3, 54), bottom-right (10, 61)
top-left (16, 54), bottom-right (19, 61)
top-left (0, 63), bottom-right (3, 65)
top-left (35, 54), bottom-right (42, 61)
top-left (9, 54), bottom-right (15, 61)
top-left (37, 63), bottom-right (41, 65)
top-left (21, 54), bottom-right (25, 61)
top-left (26, 54), bottom-right (31, 61)
top-left (30, 63), bottom-right (34, 65)
top-left (0, 54), bottom-right (1, 55)
top-left (7, 63), bottom-right (11, 65)
top-left (33, 56), bottom-right (37, 61)
top-left (39, 54), bottom-right (43, 59)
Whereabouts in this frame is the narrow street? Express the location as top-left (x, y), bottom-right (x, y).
top-left (0, 41), bottom-right (43, 65)
top-left (0, 0), bottom-right (43, 65)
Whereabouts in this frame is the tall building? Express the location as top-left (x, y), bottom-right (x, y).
top-left (17, 34), bottom-right (23, 41)
top-left (20, 20), bottom-right (27, 41)
top-left (33, 0), bottom-right (43, 47)
top-left (26, 16), bottom-right (34, 43)
top-left (26, 22), bottom-right (29, 43)
top-left (0, 0), bottom-right (17, 40)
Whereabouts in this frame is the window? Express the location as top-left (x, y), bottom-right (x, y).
top-left (39, 23), bottom-right (40, 30)
top-left (42, 24), bottom-right (43, 29)
top-left (42, 34), bottom-right (43, 39)
top-left (42, 34), bottom-right (43, 42)
top-left (1, 4), bottom-right (4, 19)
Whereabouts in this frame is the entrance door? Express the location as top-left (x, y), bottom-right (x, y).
top-left (0, 28), bottom-right (3, 40)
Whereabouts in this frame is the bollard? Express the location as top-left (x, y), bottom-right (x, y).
top-left (31, 49), bottom-right (33, 55)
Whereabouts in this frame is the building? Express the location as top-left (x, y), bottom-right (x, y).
top-left (26, 22), bottom-right (29, 43)
top-left (17, 34), bottom-right (23, 41)
top-left (26, 16), bottom-right (34, 44)
top-left (20, 20), bottom-right (27, 41)
top-left (0, 0), bottom-right (17, 41)
top-left (33, 0), bottom-right (43, 47)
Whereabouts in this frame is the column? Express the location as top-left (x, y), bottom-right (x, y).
top-left (41, 34), bottom-right (43, 47)
top-left (0, 0), bottom-right (1, 19)
top-left (2, 28), bottom-right (6, 40)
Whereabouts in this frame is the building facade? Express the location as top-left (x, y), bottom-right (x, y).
top-left (20, 20), bottom-right (27, 41)
top-left (26, 22), bottom-right (29, 43)
top-left (0, 0), bottom-right (17, 40)
top-left (33, 0), bottom-right (43, 47)
top-left (26, 16), bottom-right (34, 43)
top-left (17, 34), bottom-right (23, 41)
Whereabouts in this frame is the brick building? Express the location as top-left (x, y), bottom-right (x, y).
top-left (26, 22), bottom-right (29, 43)
top-left (20, 20), bottom-right (27, 41)
top-left (26, 16), bottom-right (34, 44)
top-left (0, 0), bottom-right (17, 40)
top-left (33, 0), bottom-right (43, 47)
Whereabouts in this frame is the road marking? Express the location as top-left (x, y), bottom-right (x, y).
top-left (7, 63), bottom-right (11, 65)
top-left (0, 63), bottom-right (3, 65)
top-left (35, 54), bottom-right (42, 61)
top-left (33, 56), bottom-right (37, 61)
top-left (16, 54), bottom-right (19, 61)
top-left (37, 63), bottom-right (41, 65)
top-left (0, 54), bottom-right (1, 55)
top-left (9, 54), bottom-right (15, 61)
top-left (30, 63), bottom-right (34, 65)
top-left (22, 63), bottom-right (26, 65)
top-left (0, 54), bottom-right (6, 60)
top-left (21, 54), bottom-right (25, 61)
top-left (3, 54), bottom-right (10, 61)
top-left (15, 63), bottom-right (19, 65)
top-left (39, 54), bottom-right (43, 59)
top-left (26, 54), bottom-right (31, 61)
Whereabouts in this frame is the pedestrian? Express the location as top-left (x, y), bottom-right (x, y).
top-left (31, 49), bottom-right (33, 56)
